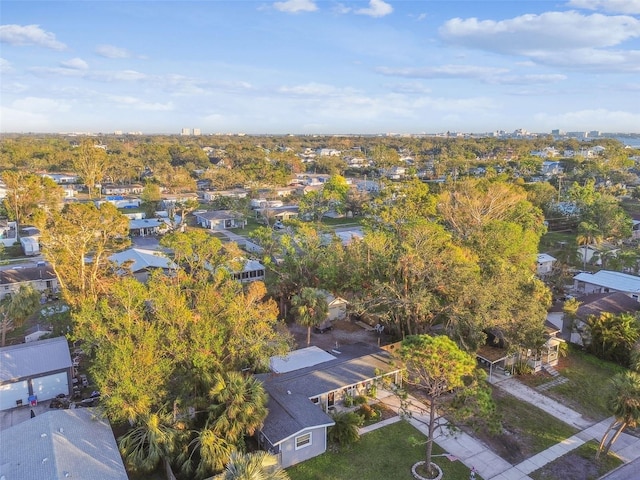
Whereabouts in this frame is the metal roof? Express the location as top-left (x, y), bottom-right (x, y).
top-left (574, 270), bottom-right (640, 294)
top-left (109, 248), bottom-right (176, 272)
top-left (0, 336), bottom-right (72, 383)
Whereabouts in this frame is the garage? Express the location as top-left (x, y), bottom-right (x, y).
top-left (0, 336), bottom-right (72, 411)
top-left (0, 380), bottom-right (29, 410)
top-left (31, 372), bottom-right (69, 401)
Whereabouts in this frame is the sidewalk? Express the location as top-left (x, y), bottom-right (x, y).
top-left (361, 379), bottom-right (640, 480)
top-left (366, 392), bottom-right (516, 480)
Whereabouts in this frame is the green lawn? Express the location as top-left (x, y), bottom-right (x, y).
top-left (287, 421), bottom-right (481, 480)
top-left (546, 347), bottom-right (626, 421)
top-left (475, 388), bottom-right (579, 464)
top-left (529, 440), bottom-right (623, 480)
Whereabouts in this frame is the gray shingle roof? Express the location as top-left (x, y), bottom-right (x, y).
top-left (0, 336), bottom-right (72, 383)
top-left (256, 343), bottom-right (402, 445)
top-left (0, 266), bottom-right (57, 285)
top-left (0, 408), bottom-right (128, 480)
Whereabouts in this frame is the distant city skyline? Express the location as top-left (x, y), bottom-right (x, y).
top-left (1, 1), bottom-right (639, 135)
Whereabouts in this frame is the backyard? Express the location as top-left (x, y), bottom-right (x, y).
top-left (287, 420), bottom-right (481, 480)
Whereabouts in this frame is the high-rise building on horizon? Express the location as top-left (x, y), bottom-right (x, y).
top-left (181, 128), bottom-right (191, 136)
top-left (193, 128), bottom-right (201, 136)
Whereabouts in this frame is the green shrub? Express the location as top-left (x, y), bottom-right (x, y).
top-left (353, 395), bottom-right (367, 405)
top-left (357, 404), bottom-right (380, 422)
top-left (343, 394), bottom-right (354, 407)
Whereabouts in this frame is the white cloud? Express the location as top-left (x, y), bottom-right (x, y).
top-left (12, 96), bottom-right (71, 113)
top-left (440, 11), bottom-right (639, 51)
top-left (489, 74), bottom-right (567, 85)
top-left (277, 82), bottom-right (357, 97)
top-left (567, 0), bottom-right (640, 15)
top-left (0, 24), bottom-right (66, 50)
top-left (273, 0), bottom-right (318, 13)
top-left (385, 82), bottom-right (432, 94)
top-left (0, 105), bottom-right (53, 131)
top-left (376, 64), bottom-right (509, 80)
top-left (0, 82), bottom-right (28, 94)
top-left (355, 0), bottom-right (393, 18)
top-left (95, 44), bottom-right (132, 58)
top-left (0, 58), bottom-right (13, 74)
top-left (60, 58), bottom-right (89, 70)
top-left (332, 3), bottom-right (352, 14)
top-left (108, 95), bottom-right (174, 111)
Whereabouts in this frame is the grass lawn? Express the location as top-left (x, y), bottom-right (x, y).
top-left (546, 347), bottom-right (626, 421)
top-left (529, 440), bottom-right (623, 480)
top-left (539, 231), bottom-right (577, 253)
top-left (473, 388), bottom-right (579, 464)
top-left (287, 421), bottom-right (481, 480)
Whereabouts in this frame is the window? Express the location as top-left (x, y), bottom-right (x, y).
top-left (295, 432), bottom-right (312, 450)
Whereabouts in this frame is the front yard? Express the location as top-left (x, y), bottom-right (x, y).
top-left (469, 387), bottom-right (579, 465)
top-left (529, 440), bottom-right (623, 480)
top-left (287, 420), bottom-right (480, 480)
top-left (520, 346), bottom-right (626, 422)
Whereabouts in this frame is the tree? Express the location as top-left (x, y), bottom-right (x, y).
top-left (585, 312), bottom-right (640, 366)
top-left (291, 287), bottom-right (328, 346)
top-left (118, 410), bottom-right (179, 474)
top-left (1, 171), bottom-right (63, 229)
top-left (214, 451), bottom-right (289, 480)
top-left (141, 181), bottom-right (162, 219)
top-left (34, 202), bottom-right (130, 308)
top-left (576, 221), bottom-right (603, 270)
top-left (398, 335), bottom-right (483, 478)
top-left (72, 139), bottom-right (111, 198)
top-left (0, 284), bottom-right (41, 346)
top-left (597, 371), bottom-right (640, 459)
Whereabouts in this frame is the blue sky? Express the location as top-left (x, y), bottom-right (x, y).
top-left (1, 0), bottom-right (639, 134)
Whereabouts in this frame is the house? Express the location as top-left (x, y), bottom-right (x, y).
top-left (230, 259), bottom-right (266, 283)
top-left (0, 266), bottom-right (59, 298)
top-left (255, 205), bottom-right (299, 223)
top-left (194, 210), bottom-right (245, 230)
top-left (321, 291), bottom-right (349, 322)
top-left (0, 219), bottom-right (17, 247)
top-left (573, 270), bottom-right (640, 299)
top-left (0, 337), bottom-right (73, 411)
top-left (24, 323), bottom-right (54, 343)
top-left (566, 292), bottom-right (640, 345)
top-left (109, 247), bottom-right (177, 282)
top-left (537, 253), bottom-right (557, 276)
top-left (577, 244), bottom-right (618, 267)
top-left (128, 218), bottom-right (171, 236)
top-left (255, 343), bottom-right (403, 468)
top-left (0, 408), bottom-right (128, 479)
top-left (101, 183), bottom-right (144, 196)
top-left (201, 189), bottom-right (248, 202)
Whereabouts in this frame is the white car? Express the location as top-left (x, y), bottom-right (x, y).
top-left (273, 221), bottom-right (285, 230)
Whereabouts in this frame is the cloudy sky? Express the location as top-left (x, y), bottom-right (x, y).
top-left (1, 0), bottom-right (639, 134)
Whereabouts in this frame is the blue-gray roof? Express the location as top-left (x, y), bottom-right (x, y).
top-left (256, 343), bottom-right (402, 445)
top-left (0, 408), bottom-right (128, 480)
top-left (0, 336), bottom-right (72, 383)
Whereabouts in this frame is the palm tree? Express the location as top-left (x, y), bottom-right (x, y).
top-left (118, 410), bottom-right (178, 474)
top-left (597, 371), bottom-right (640, 459)
top-left (208, 371), bottom-right (268, 446)
top-left (291, 287), bottom-right (328, 346)
top-left (576, 221), bottom-right (603, 271)
top-left (214, 451), bottom-right (289, 480)
top-left (327, 411), bottom-right (364, 446)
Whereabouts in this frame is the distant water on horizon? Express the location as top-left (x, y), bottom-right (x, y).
top-left (612, 136), bottom-right (640, 148)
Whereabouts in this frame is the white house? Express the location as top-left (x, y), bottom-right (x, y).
top-left (573, 270), bottom-right (640, 300)
top-left (537, 253), bottom-right (557, 276)
top-left (194, 210), bottom-right (245, 230)
top-left (0, 220), bottom-right (18, 247)
top-left (0, 337), bottom-right (73, 411)
top-left (109, 248), bottom-right (177, 282)
top-left (230, 259), bottom-right (266, 283)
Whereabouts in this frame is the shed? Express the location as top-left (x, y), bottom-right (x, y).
top-left (0, 336), bottom-right (73, 411)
